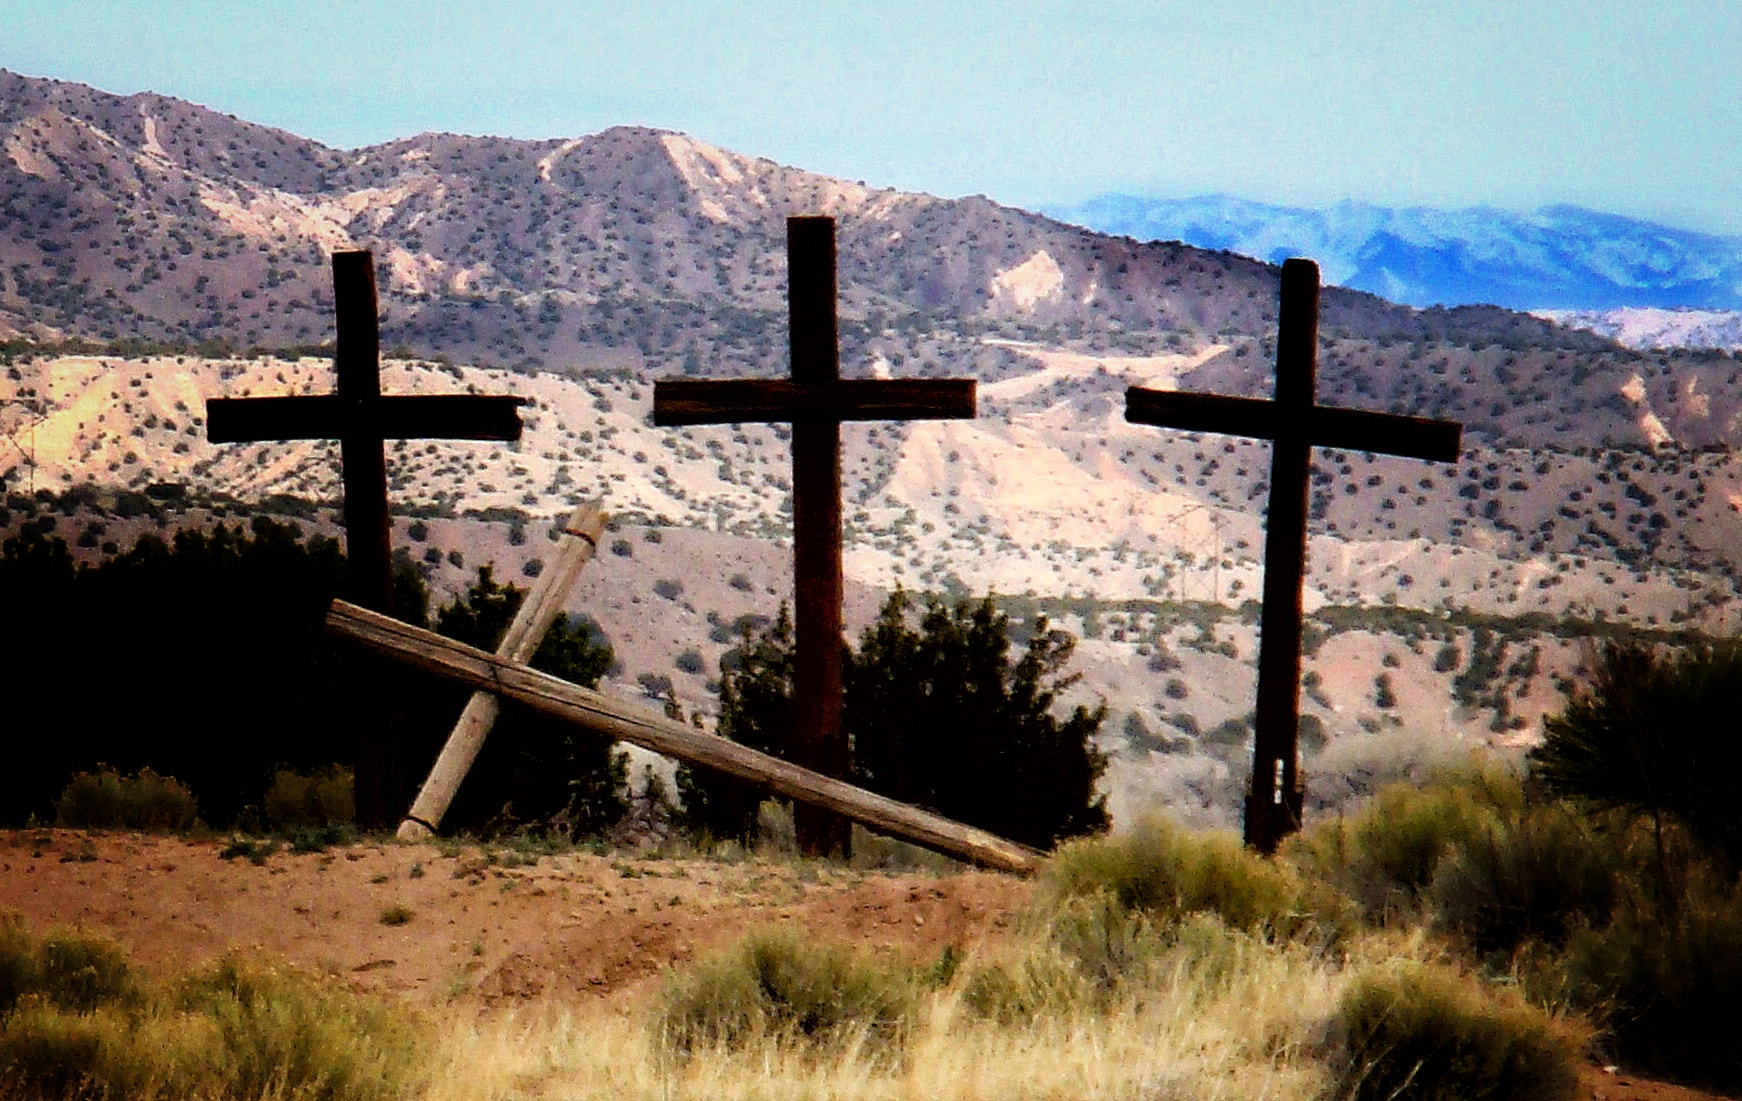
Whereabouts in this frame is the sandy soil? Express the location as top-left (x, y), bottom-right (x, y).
top-left (0, 830), bottom-right (1023, 1006)
top-left (0, 829), bottom-right (1732, 1101)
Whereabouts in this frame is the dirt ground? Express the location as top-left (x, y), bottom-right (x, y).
top-left (0, 829), bottom-right (1024, 1006)
top-left (0, 829), bottom-right (1731, 1101)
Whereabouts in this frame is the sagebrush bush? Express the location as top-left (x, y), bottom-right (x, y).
top-left (1045, 816), bottom-right (1332, 940)
top-left (955, 938), bottom-right (1090, 1024)
top-left (1333, 959), bottom-right (1583, 1101)
top-left (263, 766), bottom-right (355, 830)
top-left (958, 903), bottom-right (1258, 1024)
top-left (0, 917), bottom-right (425, 1101)
top-left (34, 927), bottom-right (132, 1012)
top-left (169, 955), bottom-right (426, 1101)
top-left (0, 911), bottom-right (33, 1017)
top-left (1428, 803), bottom-right (1620, 957)
top-left (1289, 766), bottom-right (1507, 921)
top-left (659, 929), bottom-right (918, 1061)
top-left (1551, 867), bottom-right (1742, 1092)
top-left (53, 766), bottom-right (199, 831)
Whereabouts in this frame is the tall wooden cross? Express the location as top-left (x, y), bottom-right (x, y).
top-left (206, 249), bottom-right (526, 828)
top-left (1125, 258), bottom-right (1463, 853)
top-left (653, 215), bottom-right (977, 857)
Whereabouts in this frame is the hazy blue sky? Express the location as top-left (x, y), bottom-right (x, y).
top-left (2, 1), bottom-right (1738, 233)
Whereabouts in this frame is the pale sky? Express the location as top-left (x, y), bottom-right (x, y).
top-left (2, 1), bottom-right (1738, 234)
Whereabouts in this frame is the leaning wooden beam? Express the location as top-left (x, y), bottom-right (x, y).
top-left (397, 503), bottom-right (608, 841)
top-left (328, 600), bottom-right (1045, 876)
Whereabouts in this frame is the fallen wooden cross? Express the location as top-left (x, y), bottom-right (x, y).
top-left (396, 502), bottom-right (608, 841)
top-left (326, 599), bottom-right (1044, 875)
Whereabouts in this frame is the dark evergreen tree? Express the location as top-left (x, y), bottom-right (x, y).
top-left (0, 514), bottom-right (366, 825)
top-left (848, 592), bottom-right (1108, 849)
top-left (676, 605), bottom-right (794, 842)
top-left (686, 592), bottom-right (1108, 851)
top-left (1532, 640), bottom-right (1742, 869)
top-left (0, 504), bottom-right (618, 834)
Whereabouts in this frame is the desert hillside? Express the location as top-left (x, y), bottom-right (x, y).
top-left (5, 345), bottom-right (1738, 826)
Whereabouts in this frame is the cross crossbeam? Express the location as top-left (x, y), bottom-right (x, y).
top-left (207, 393), bottom-right (524, 442)
top-left (654, 379), bottom-right (975, 425)
top-left (652, 215), bottom-right (977, 857)
top-left (1125, 258), bottom-right (1462, 853)
top-left (1123, 390), bottom-right (1459, 460)
top-left (204, 249), bottom-right (526, 828)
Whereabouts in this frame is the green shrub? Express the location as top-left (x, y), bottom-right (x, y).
top-left (53, 767), bottom-right (199, 831)
top-left (1036, 892), bottom-right (1163, 996)
top-left (170, 955), bottom-right (425, 1100)
top-left (35, 927), bottom-right (132, 1012)
top-left (685, 592), bottom-right (1109, 851)
top-left (263, 766), bottom-right (354, 830)
top-left (0, 911), bottom-right (34, 1017)
top-left (1532, 640), bottom-right (1742, 867)
top-left (1046, 816), bottom-right (1327, 940)
top-left (1291, 769), bottom-right (1504, 921)
top-left (1428, 804), bottom-right (1620, 957)
top-left (659, 929), bottom-right (918, 1061)
top-left (1333, 960), bottom-right (1582, 1101)
top-left (287, 823), bottom-right (356, 853)
top-left (957, 938), bottom-right (1090, 1024)
top-left (378, 904), bottom-right (414, 927)
top-left (218, 837), bottom-right (279, 865)
top-left (0, 920), bottom-right (425, 1101)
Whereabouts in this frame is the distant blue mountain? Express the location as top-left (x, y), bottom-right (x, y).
top-left (1042, 196), bottom-right (1742, 312)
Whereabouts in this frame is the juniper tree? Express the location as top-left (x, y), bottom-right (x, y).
top-left (682, 592), bottom-right (1108, 850)
top-left (676, 606), bottom-right (795, 842)
top-left (1532, 640), bottom-right (1742, 872)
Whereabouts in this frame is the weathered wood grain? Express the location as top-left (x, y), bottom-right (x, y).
top-left (328, 599), bottom-right (1045, 876)
top-left (397, 503), bottom-right (607, 841)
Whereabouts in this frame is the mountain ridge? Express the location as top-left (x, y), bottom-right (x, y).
top-left (1044, 193), bottom-right (1742, 313)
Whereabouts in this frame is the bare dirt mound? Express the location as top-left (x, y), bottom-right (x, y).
top-left (0, 829), bottom-right (1024, 1007)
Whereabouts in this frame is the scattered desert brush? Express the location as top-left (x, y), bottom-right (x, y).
top-left (0, 912), bottom-right (425, 1101)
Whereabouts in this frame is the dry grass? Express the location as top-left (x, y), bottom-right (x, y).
top-left (413, 813), bottom-right (1589, 1101)
top-left (423, 929), bottom-right (1415, 1101)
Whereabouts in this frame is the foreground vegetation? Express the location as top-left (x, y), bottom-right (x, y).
top-left (13, 751), bottom-right (1741, 1099)
top-left (427, 797), bottom-right (1595, 1101)
top-left (5, 520), bottom-right (1739, 1097)
top-left (0, 916), bottom-right (425, 1101)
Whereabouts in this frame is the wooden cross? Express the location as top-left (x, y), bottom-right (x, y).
top-left (653, 215), bottom-right (977, 857)
top-left (205, 249), bottom-right (526, 828)
top-left (1125, 258), bottom-right (1462, 854)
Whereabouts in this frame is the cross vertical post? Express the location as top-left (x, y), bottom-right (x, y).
top-left (206, 249), bottom-right (526, 829)
top-left (787, 218), bottom-right (849, 856)
top-left (653, 215), bottom-right (978, 858)
top-left (333, 252), bottom-right (392, 614)
top-left (1247, 260), bottom-right (1318, 852)
top-left (1124, 258), bottom-right (1463, 853)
